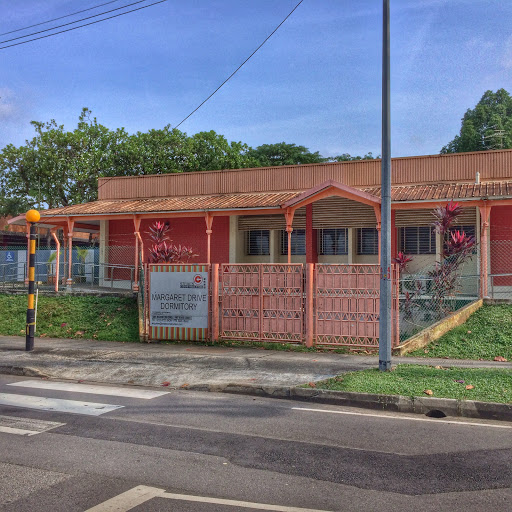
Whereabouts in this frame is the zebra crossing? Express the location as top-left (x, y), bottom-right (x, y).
top-left (0, 379), bottom-right (169, 435)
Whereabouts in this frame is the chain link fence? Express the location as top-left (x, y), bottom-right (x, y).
top-left (0, 244), bottom-right (135, 292)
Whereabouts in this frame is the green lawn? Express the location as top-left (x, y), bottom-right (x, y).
top-left (314, 364), bottom-right (512, 403)
top-left (0, 294), bottom-right (139, 342)
top-left (407, 304), bottom-right (512, 361)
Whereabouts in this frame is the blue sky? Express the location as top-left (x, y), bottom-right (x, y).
top-left (1, 0), bottom-right (512, 158)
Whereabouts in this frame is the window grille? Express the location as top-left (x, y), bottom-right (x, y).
top-left (246, 230), bottom-right (270, 255)
top-left (318, 228), bottom-right (348, 255)
top-left (357, 228), bottom-right (378, 255)
top-left (399, 226), bottom-right (436, 255)
top-left (280, 229), bottom-right (306, 255)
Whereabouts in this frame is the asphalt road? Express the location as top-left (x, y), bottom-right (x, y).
top-left (0, 373), bottom-right (511, 512)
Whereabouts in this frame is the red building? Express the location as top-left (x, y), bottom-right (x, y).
top-left (9, 149), bottom-right (512, 296)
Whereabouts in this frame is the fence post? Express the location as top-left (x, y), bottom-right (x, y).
top-left (306, 263), bottom-right (314, 347)
top-left (212, 263), bottom-right (219, 341)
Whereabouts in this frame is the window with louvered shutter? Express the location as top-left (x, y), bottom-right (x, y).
top-left (280, 229), bottom-right (306, 255)
top-left (399, 226), bottom-right (436, 255)
top-left (318, 228), bottom-right (348, 255)
top-left (246, 230), bottom-right (270, 255)
top-left (357, 228), bottom-right (378, 255)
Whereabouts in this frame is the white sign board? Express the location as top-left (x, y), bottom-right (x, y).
top-left (150, 270), bottom-right (209, 328)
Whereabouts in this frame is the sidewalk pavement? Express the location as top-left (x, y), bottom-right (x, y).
top-left (1, 335), bottom-right (511, 421)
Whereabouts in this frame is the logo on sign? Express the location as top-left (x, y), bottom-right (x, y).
top-left (194, 274), bottom-right (203, 285)
top-left (5, 251), bottom-right (14, 263)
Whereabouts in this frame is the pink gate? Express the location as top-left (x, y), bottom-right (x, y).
top-left (219, 264), bottom-right (304, 342)
top-left (315, 264), bottom-right (399, 348)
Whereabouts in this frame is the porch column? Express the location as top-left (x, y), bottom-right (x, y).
top-left (25, 221), bottom-right (30, 285)
top-left (284, 208), bottom-right (295, 264)
top-left (306, 204), bottom-right (318, 264)
top-left (479, 204), bottom-right (491, 298)
top-left (374, 206), bottom-right (382, 264)
top-left (51, 229), bottom-right (60, 292)
top-left (205, 212), bottom-right (213, 264)
top-left (66, 218), bottom-right (74, 286)
top-left (133, 216), bottom-right (142, 292)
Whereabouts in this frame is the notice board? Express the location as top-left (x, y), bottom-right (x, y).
top-left (149, 264), bottom-right (209, 341)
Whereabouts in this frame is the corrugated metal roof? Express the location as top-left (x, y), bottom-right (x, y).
top-left (363, 181), bottom-right (512, 201)
top-left (39, 180), bottom-right (512, 219)
top-left (40, 191), bottom-right (300, 217)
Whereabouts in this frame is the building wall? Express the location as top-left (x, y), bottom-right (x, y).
top-left (107, 216), bottom-right (230, 266)
top-left (98, 149), bottom-right (512, 200)
top-left (490, 205), bottom-right (512, 285)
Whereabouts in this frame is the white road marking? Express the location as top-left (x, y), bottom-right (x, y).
top-left (86, 485), bottom-right (333, 512)
top-left (0, 414), bottom-right (65, 436)
top-left (0, 393), bottom-right (123, 416)
top-left (292, 407), bottom-right (512, 428)
top-left (8, 380), bottom-right (168, 399)
top-left (85, 485), bottom-right (166, 511)
top-left (159, 491), bottom-right (334, 511)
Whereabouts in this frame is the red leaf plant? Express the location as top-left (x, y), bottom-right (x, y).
top-left (393, 251), bottom-right (413, 272)
top-left (146, 221), bottom-right (198, 264)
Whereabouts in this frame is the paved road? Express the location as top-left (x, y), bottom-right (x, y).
top-left (0, 373), bottom-right (511, 511)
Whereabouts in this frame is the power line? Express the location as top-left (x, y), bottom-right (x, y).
top-left (11, 0), bottom-right (303, 227)
top-left (0, 1), bottom-right (124, 36)
top-left (0, 0), bottom-right (168, 50)
top-left (175, 0), bottom-right (303, 129)
top-left (0, 0), bottom-right (151, 45)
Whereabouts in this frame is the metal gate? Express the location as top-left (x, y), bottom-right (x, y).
top-left (315, 264), bottom-right (399, 347)
top-left (219, 264), bottom-right (304, 342)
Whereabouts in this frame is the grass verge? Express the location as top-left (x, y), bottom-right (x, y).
top-left (407, 304), bottom-right (512, 361)
top-left (313, 364), bottom-right (512, 403)
top-left (0, 293), bottom-right (139, 342)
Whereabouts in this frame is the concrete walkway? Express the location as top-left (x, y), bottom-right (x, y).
top-left (1, 335), bottom-right (510, 389)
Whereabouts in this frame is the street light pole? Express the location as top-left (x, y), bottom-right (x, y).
top-left (25, 209), bottom-right (40, 352)
top-left (379, 0), bottom-right (392, 371)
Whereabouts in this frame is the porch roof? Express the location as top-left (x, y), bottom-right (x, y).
top-left (10, 179), bottom-right (512, 226)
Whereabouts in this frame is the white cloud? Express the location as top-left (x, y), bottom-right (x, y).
top-left (0, 88), bottom-right (18, 120)
top-left (502, 35), bottom-right (512, 69)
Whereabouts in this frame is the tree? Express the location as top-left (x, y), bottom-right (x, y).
top-left (0, 111), bottom-right (255, 214)
top-left (246, 142), bottom-right (326, 166)
top-left (0, 108), bottom-right (126, 213)
top-left (328, 152), bottom-right (378, 161)
top-left (441, 89), bottom-right (512, 153)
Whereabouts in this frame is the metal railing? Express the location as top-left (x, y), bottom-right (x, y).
top-left (0, 262), bottom-right (135, 291)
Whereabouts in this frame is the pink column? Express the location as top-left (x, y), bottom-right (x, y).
top-left (25, 222), bottom-right (30, 285)
top-left (133, 216), bottom-right (142, 292)
top-left (51, 229), bottom-right (60, 292)
top-left (66, 219), bottom-right (74, 286)
top-left (479, 204), bottom-right (491, 298)
top-left (374, 206), bottom-right (382, 264)
top-left (284, 208), bottom-right (295, 264)
top-left (212, 263), bottom-right (219, 341)
top-left (205, 213), bottom-right (213, 264)
top-left (305, 263), bottom-right (314, 347)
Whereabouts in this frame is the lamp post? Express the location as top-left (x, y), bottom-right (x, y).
top-left (379, 0), bottom-right (392, 371)
top-left (25, 209), bottom-right (40, 352)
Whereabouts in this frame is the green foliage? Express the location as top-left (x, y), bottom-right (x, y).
top-left (246, 142), bottom-right (326, 166)
top-left (0, 107), bottom-right (377, 216)
top-left (408, 304), bottom-right (512, 360)
top-left (0, 108), bottom-right (127, 213)
top-left (0, 110), bottom-right (256, 215)
top-left (0, 294), bottom-right (139, 342)
top-left (315, 364), bottom-right (512, 403)
top-left (441, 88), bottom-right (512, 153)
top-left (328, 152), bottom-right (378, 161)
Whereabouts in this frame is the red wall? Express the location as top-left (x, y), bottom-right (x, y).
top-left (108, 216), bottom-right (230, 266)
top-left (490, 206), bottom-right (512, 282)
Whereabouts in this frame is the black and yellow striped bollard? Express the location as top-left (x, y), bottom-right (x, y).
top-left (25, 209), bottom-right (40, 351)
